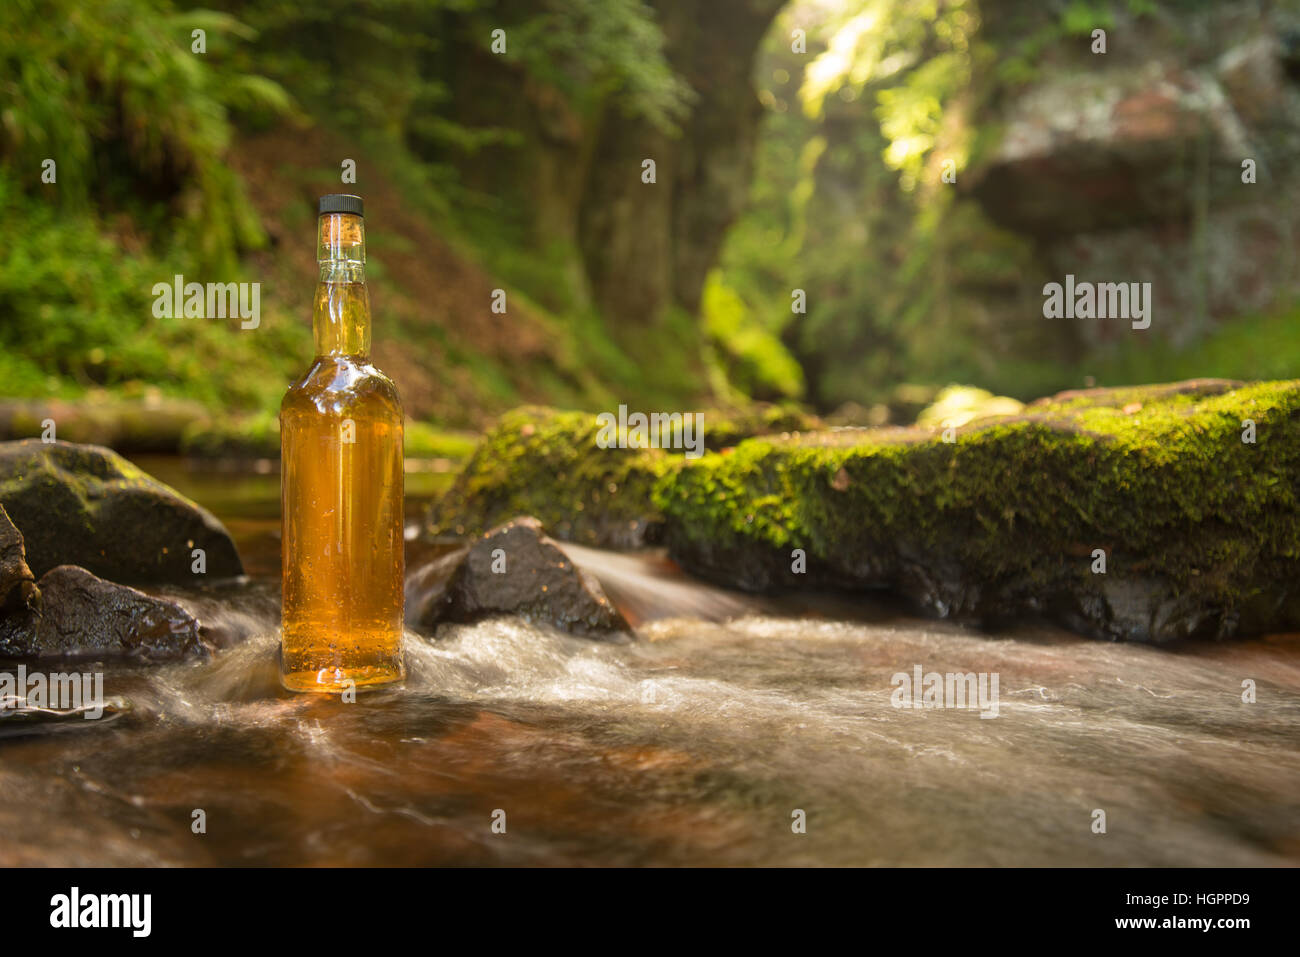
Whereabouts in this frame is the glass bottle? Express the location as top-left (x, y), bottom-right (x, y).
top-left (280, 194), bottom-right (405, 692)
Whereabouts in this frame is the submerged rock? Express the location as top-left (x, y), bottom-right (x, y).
top-left (0, 439), bottom-right (243, 584)
top-left (659, 379), bottom-right (1300, 643)
top-left (407, 516), bottom-right (629, 637)
top-left (0, 565), bottom-right (205, 662)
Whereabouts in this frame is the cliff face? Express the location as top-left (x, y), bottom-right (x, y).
top-left (966, 2), bottom-right (1300, 343)
top-left (580, 0), bottom-right (786, 325)
top-left (446, 0), bottom-right (785, 327)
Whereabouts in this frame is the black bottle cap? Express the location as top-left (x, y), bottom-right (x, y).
top-left (318, 194), bottom-right (364, 217)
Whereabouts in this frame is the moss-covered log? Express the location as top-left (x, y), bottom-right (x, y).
top-left (659, 379), bottom-right (1300, 642)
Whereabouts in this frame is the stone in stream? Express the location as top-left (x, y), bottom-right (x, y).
top-left (0, 565), bottom-right (205, 662)
top-left (406, 516), bottom-right (629, 638)
top-left (0, 439), bottom-right (243, 585)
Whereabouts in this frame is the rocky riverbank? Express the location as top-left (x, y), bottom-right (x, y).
top-left (4, 378), bottom-right (1296, 659)
top-left (428, 379), bottom-right (1300, 643)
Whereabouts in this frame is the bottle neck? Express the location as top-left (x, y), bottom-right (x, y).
top-left (314, 212), bottom-right (370, 358)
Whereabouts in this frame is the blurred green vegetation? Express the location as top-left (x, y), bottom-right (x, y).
top-left (0, 0), bottom-right (282, 267)
top-left (2, 0), bottom-right (1297, 446)
top-left (713, 0), bottom-right (1045, 408)
top-left (0, 0), bottom-right (304, 409)
top-left (0, 0), bottom-right (716, 437)
top-left (715, 0), bottom-right (1300, 409)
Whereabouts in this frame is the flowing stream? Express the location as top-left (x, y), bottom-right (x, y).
top-left (1, 458), bottom-right (1297, 866)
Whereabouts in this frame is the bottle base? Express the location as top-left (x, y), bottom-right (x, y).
top-left (280, 664), bottom-right (405, 694)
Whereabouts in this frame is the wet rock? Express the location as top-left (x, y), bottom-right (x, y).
top-left (0, 439), bottom-right (243, 584)
top-left (966, 5), bottom-right (1300, 335)
top-left (0, 565), bottom-right (205, 662)
top-left (0, 505), bottom-right (38, 615)
top-left (404, 549), bottom-right (467, 626)
top-left (407, 517), bottom-right (629, 637)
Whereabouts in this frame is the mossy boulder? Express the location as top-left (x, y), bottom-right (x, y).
top-left (426, 406), bottom-right (677, 548)
top-left (0, 440), bottom-right (243, 585)
top-left (658, 378), bottom-right (1300, 643)
top-left (426, 404), bottom-right (821, 548)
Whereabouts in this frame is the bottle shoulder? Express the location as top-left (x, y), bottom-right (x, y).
top-left (281, 356), bottom-right (403, 418)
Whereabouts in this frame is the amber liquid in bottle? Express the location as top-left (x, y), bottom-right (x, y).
top-left (280, 201), bottom-right (405, 692)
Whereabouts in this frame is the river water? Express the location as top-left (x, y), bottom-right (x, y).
top-left (0, 458), bottom-right (1296, 866)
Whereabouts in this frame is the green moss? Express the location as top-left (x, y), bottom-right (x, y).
top-left (655, 380), bottom-right (1300, 639)
top-left (702, 403), bottom-right (822, 450)
top-left (427, 407), bottom-right (675, 547)
top-left (420, 382), bottom-right (1300, 639)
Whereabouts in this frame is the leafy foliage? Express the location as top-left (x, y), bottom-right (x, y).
top-left (0, 0), bottom-right (287, 270)
top-left (510, 0), bottom-right (694, 133)
top-left (0, 0), bottom-right (704, 424)
top-left (0, 179), bottom-right (306, 408)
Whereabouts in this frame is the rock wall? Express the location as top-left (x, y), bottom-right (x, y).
top-left (966, 2), bottom-right (1300, 343)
